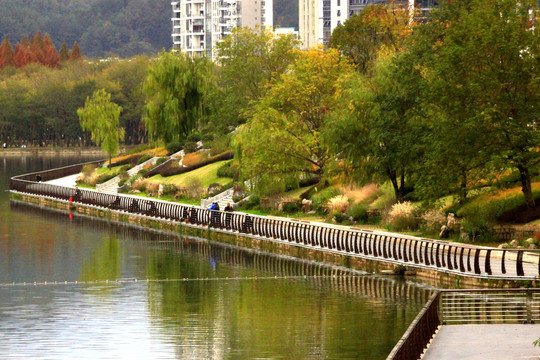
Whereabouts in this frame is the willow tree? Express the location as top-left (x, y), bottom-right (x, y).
top-left (143, 51), bottom-right (214, 143)
top-left (77, 89), bottom-right (124, 167)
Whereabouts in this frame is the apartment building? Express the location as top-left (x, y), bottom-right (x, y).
top-left (299, 0), bottom-right (438, 49)
top-left (171, 0), bottom-right (273, 59)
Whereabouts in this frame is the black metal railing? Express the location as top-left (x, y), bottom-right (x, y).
top-left (387, 288), bottom-right (540, 360)
top-left (9, 163), bottom-right (540, 281)
top-left (387, 291), bottom-right (441, 360)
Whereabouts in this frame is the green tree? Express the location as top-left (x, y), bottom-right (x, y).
top-left (77, 88), bottom-right (124, 166)
top-left (237, 48), bottom-right (353, 191)
top-left (59, 41), bottom-right (69, 62)
top-left (325, 50), bottom-right (422, 202)
top-left (412, 0), bottom-right (540, 207)
top-left (329, 2), bottom-right (413, 73)
top-left (143, 51), bottom-right (214, 143)
top-left (214, 27), bottom-right (300, 126)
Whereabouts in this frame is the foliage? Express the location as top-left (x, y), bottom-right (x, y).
top-left (311, 187), bottom-right (343, 213)
top-left (326, 195), bottom-right (350, 214)
top-left (346, 203), bottom-right (369, 223)
top-left (408, 0), bottom-right (540, 208)
top-left (214, 27), bottom-right (301, 127)
top-left (217, 161), bottom-right (240, 180)
top-left (0, 57), bottom-right (148, 147)
top-left (325, 50), bottom-right (423, 202)
top-left (237, 48), bottom-right (354, 190)
top-left (421, 209), bottom-right (447, 234)
top-left (329, 2), bottom-right (414, 72)
top-left (143, 51), bottom-right (214, 144)
top-left (183, 142), bottom-right (198, 154)
top-left (137, 153), bottom-right (153, 165)
top-left (166, 141), bottom-right (183, 155)
top-left (0, 0), bottom-right (171, 58)
top-left (385, 202), bottom-right (419, 231)
top-left (77, 89), bottom-right (124, 166)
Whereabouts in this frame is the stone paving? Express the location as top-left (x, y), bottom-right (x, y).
top-left (422, 324), bottom-right (540, 360)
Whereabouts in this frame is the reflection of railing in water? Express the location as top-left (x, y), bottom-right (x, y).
top-left (387, 288), bottom-right (540, 360)
top-left (11, 162), bottom-right (540, 280)
top-left (10, 200), bottom-right (431, 303)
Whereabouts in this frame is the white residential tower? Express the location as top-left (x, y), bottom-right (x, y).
top-left (172, 0), bottom-right (273, 59)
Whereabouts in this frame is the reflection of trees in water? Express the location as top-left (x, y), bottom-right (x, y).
top-left (11, 201), bottom-right (431, 359)
top-left (79, 236), bottom-right (122, 287)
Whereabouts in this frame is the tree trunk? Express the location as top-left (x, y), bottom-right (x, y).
top-left (517, 164), bottom-right (535, 208)
top-left (388, 168), bottom-right (403, 202)
top-left (458, 169), bottom-right (467, 204)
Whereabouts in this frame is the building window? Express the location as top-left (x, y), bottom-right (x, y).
top-left (337, 0), bottom-right (340, 5)
top-left (337, 10), bottom-right (341, 16)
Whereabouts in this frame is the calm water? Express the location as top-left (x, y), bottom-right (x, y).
top-left (0, 155), bottom-right (430, 359)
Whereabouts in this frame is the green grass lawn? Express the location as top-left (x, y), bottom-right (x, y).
top-left (149, 161), bottom-right (232, 188)
top-left (95, 165), bottom-right (124, 175)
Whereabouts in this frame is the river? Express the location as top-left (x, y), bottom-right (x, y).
top-left (0, 154), bottom-right (430, 359)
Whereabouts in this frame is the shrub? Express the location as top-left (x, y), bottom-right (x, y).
top-left (133, 178), bottom-right (148, 192)
top-left (207, 183), bottom-right (223, 197)
top-left (118, 178), bottom-right (128, 187)
top-left (459, 203), bottom-right (498, 241)
top-left (281, 201), bottom-right (301, 213)
top-left (385, 201), bottom-right (419, 231)
top-left (182, 152), bottom-right (204, 167)
top-left (155, 157), bottom-right (168, 166)
top-left (146, 182), bottom-right (159, 196)
top-left (311, 187), bottom-right (343, 213)
top-left (183, 141), bottom-right (198, 154)
top-left (81, 164), bottom-right (96, 177)
top-left (217, 161), bottom-right (239, 179)
top-left (166, 141), bottom-right (183, 155)
top-left (137, 153), bottom-right (153, 164)
top-left (244, 194), bottom-right (260, 209)
top-left (162, 183), bottom-right (179, 196)
top-left (119, 164), bottom-right (131, 175)
top-left (187, 132), bottom-right (201, 143)
top-left (333, 211), bottom-right (351, 224)
top-left (95, 172), bottom-right (118, 185)
top-left (421, 209), bottom-right (448, 234)
top-left (347, 203), bottom-right (368, 223)
top-left (186, 177), bottom-right (203, 199)
top-left (326, 195), bottom-right (349, 214)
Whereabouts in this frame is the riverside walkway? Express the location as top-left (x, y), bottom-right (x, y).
top-left (10, 160), bottom-right (540, 281)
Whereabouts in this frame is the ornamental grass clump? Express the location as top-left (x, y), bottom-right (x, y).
top-left (421, 209), bottom-right (448, 234)
top-left (386, 201), bottom-right (420, 231)
top-left (327, 195), bottom-right (349, 214)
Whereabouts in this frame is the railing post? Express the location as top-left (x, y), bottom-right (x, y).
top-left (484, 249), bottom-right (492, 275)
top-left (447, 245), bottom-right (453, 270)
top-left (474, 249), bottom-right (481, 275)
top-left (517, 251), bottom-right (524, 277)
top-left (425, 241), bottom-right (431, 266)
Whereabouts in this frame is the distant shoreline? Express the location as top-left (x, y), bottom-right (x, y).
top-left (0, 147), bottom-right (105, 156)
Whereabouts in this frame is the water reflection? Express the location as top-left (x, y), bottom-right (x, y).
top-left (1, 157), bottom-right (431, 359)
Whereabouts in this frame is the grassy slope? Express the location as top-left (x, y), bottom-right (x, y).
top-left (148, 161), bottom-right (232, 188)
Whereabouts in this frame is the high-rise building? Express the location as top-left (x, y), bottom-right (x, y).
top-left (299, 0), bottom-right (438, 49)
top-left (171, 0), bottom-right (273, 59)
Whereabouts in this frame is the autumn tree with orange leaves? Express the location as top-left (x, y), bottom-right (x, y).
top-left (0, 32), bottom-right (82, 70)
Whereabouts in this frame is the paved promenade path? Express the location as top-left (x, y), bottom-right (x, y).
top-left (423, 324), bottom-right (540, 360)
top-left (45, 174), bottom-right (79, 187)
